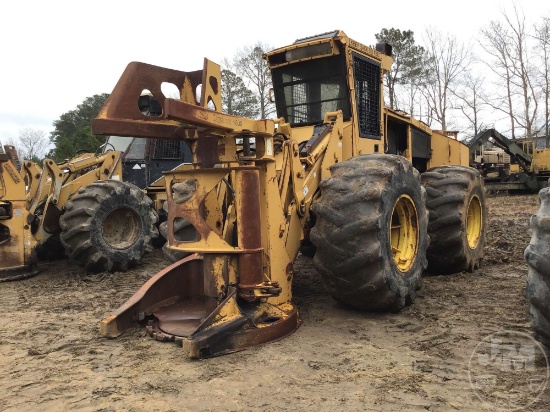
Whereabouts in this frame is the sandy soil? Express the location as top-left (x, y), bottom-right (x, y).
top-left (1, 194), bottom-right (549, 411)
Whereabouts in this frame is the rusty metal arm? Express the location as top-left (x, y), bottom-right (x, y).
top-left (163, 99), bottom-right (274, 136)
top-left (92, 61), bottom-right (204, 138)
top-left (91, 60), bottom-right (274, 139)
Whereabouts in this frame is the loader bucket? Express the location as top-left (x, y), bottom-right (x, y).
top-left (99, 254), bottom-right (300, 359)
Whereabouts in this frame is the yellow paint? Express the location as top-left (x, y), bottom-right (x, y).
top-left (390, 195), bottom-right (419, 272)
top-left (467, 195), bottom-right (482, 249)
top-left (532, 148), bottom-right (550, 173)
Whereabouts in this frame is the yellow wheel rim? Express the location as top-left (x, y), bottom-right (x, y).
top-left (466, 195), bottom-right (482, 249)
top-left (102, 207), bottom-right (141, 250)
top-left (390, 195), bottom-right (419, 272)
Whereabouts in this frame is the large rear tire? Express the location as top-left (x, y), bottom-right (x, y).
top-left (59, 180), bottom-right (158, 272)
top-left (421, 166), bottom-right (486, 274)
top-left (310, 154), bottom-right (429, 312)
top-left (524, 187), bottom-right (550, 347)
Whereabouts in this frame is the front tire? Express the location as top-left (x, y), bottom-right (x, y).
top-left (421, 166), bottom-right (486, 274)
top-left (524, 187), bottom-right (550, 347)
top-left (310, 154), bottom-right (429, 312)
top-left (59, 180), bottom-right (158, 272)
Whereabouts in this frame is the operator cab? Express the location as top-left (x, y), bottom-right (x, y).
top-left (270, 51), bottom-right (351, 127)
top-left (265, 30), bottom-right (437, 172)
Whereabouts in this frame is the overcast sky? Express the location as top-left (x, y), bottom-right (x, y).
top-left (1, 0), bottom-right (546, 147)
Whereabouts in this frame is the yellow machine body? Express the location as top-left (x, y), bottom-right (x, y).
top-left (95, 30), bottom-right (473, 358)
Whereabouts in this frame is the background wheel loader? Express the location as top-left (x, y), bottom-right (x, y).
top-left (91, 30), bottom-right (487, 358)
top-left (0, 143), bottom-right (157, 280)
top-left (0, 110), bottom-right (197, 280)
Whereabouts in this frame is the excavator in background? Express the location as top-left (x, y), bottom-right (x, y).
top-left (93, 30), bottom-right (487, 359)
top-left (469, 128), bottom-right (550, 192)
top-left (0, 102), bottom-right (196, 281)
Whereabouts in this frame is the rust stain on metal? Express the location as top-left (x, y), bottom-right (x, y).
top-left (97, 62), bottom-right (203, 122)
top-left (196, 135), bottom-right (219, 168)
top-left (92, 118), bottom-right (181, 139)
top-left (0, 227), bottom-right (37, 281)
top-left (99, 255), bottom-right (205, 337)
top-left (236, 170), bottom-right (263, 297)
top-left (286, 263), bottom-right (294, 281)
top-left (91, 61), bottom-right (204, 138)
top-left (0, 227), bottom-right (18, 266)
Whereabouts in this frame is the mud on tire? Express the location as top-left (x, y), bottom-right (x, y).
top-left (59, 180), bottom-right (158, 272)
top-left (524, 187), bottom-right (550, 347)
top-left (421, 166), bottom-right (486, 274)
top-left (310, 154), bottom-right (429, 312)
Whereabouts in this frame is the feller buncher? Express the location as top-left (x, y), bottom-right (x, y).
top-left (0, 98), bottom-right (199, 280)
top-left (94, 30), bottom-right (487, 358)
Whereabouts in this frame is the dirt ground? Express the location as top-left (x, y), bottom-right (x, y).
top-left (1, 193), bottom-right (549, 411)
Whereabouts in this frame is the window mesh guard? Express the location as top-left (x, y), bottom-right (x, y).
top-left (273, 55), bottom-right (350, 126)
top-left (354, 56), bottom-right (380, 138)
top-left (154, 139), bottom-right (181, 159)
top-left (290, 83), bottom-right (308, 124)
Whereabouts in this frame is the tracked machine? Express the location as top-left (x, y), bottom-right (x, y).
top-left (95, 30), bottom-right (487, 358)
